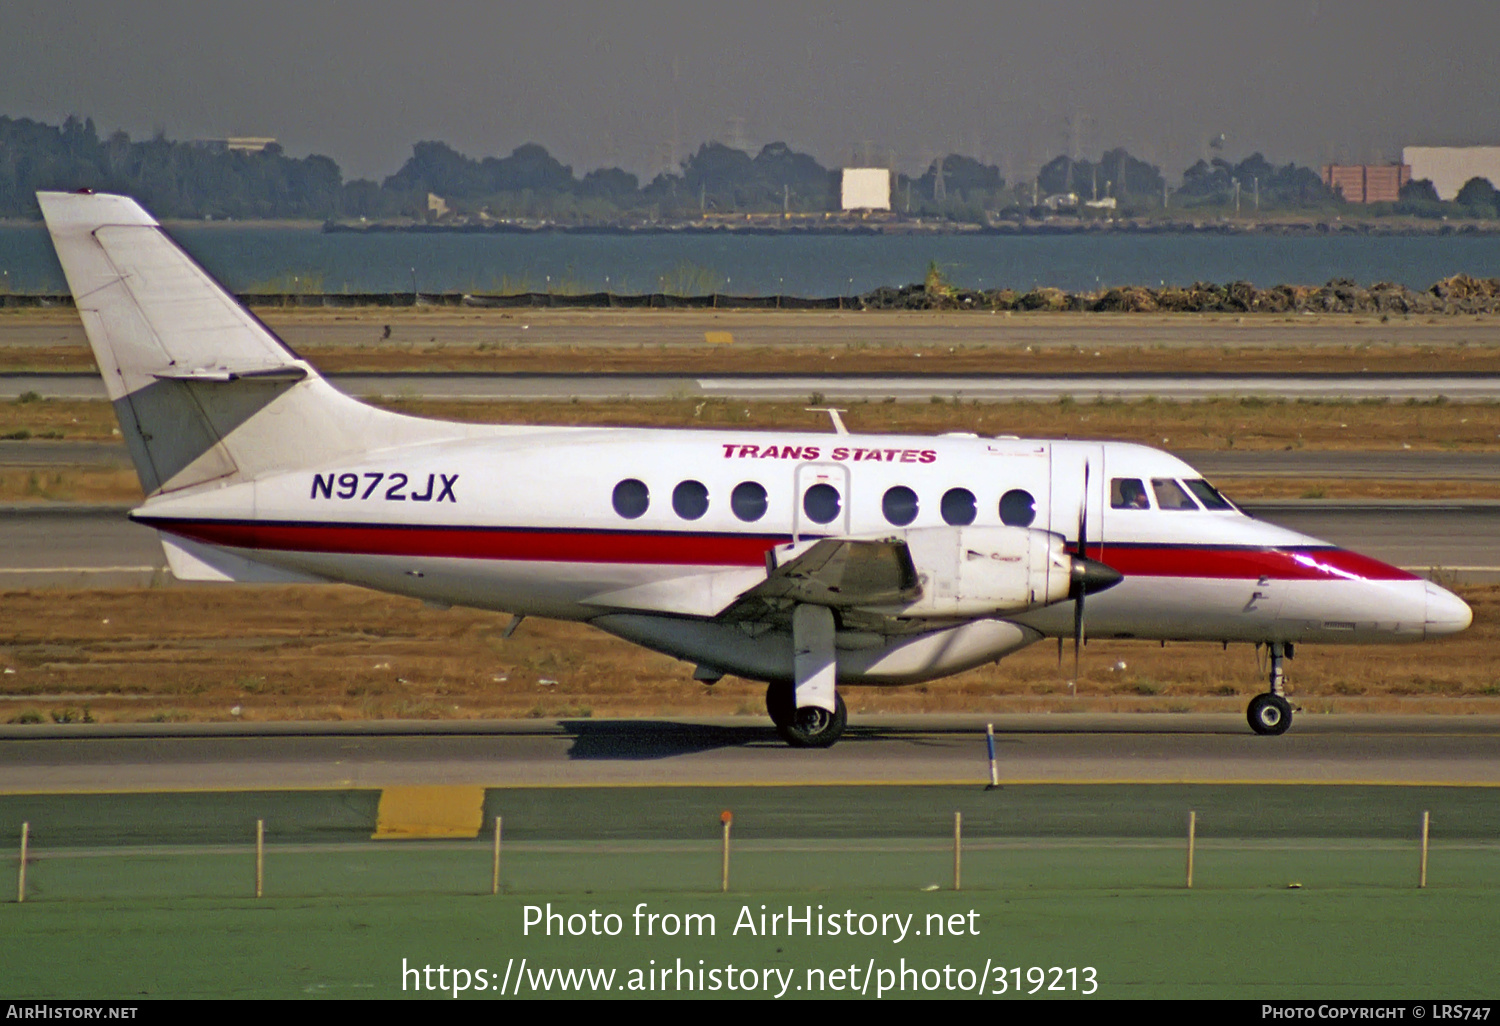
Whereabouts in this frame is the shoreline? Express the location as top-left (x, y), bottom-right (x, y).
top-left (3, 273), bottom-right (1499, 314)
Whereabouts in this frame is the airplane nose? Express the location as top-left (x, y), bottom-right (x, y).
top-left (1424, 581), bottom-right (1473, 638)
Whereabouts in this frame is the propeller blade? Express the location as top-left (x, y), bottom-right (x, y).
top-left (1078, 462), bottom-right (1089, 559)
top-left (1073, 589), bottom-right (1084, 678)
top-left (1073, 461), bottom-right (1091, 680)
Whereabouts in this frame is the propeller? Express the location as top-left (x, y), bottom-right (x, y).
top-left (1066, 462), bottom-right (1123, 680)
top-left (1072, 462), bottom-right (1089, 679)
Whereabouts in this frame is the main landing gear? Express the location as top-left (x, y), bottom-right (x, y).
top-left (766, 681), bottom-right (848, 748)
top-left (1247, 641), bottom-right (1294, 736)
top-left (765, 604), bottom-right (848, 748)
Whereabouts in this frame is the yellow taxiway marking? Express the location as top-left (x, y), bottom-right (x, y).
top-left (371, 785), bottom-right (485, 840)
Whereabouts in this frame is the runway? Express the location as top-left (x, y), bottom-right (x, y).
top-left (1, 715), bottom-right (1497, 792)
top-left (1, 500), bottom-right (1495, 586)
top-left (8, 370), bottom-right (1500, 402)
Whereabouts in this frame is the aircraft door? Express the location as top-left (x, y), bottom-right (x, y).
top-left (793, 462), bottom-right (852, 542)
top-left (1048, 443), bottom-right (1106, 557)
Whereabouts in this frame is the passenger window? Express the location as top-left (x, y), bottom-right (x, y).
top-left (1184, 478), bottom-right (1235, 511)
top-left (940, 487), bottom-right (977, 526)
top-left (672, 480), bottom-right (709, 520)
top-left (882, 485), bottom-right (918, 526)
top-left (730, 481), bottom-right (768, 522)
top-left (1152, 478), bottom-right (1199, 511)
top-left (802, 483), bottom-right (841, 525)
top-left (1111, 478), bottom-right (1150, 509)
top-left (612, 479), bottom-right (649, 519)
top-left (999, 488), bottom-right (1036, 527)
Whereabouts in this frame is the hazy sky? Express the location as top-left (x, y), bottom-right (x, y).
top-left (5, 1), bottom-right (1497, 182)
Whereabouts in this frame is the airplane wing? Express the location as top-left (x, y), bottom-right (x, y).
top-left (717, 536), bottom-right (922, 624)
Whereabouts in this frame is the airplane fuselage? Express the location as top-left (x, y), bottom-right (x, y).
top-left (133, 427), bottom-right (1469, 687)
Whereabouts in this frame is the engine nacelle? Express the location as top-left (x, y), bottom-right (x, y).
top-left (895, 525), bottom-right (1073, 617)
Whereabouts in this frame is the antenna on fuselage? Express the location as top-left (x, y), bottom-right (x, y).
top-left (806, 408), bottom-right (850, 435)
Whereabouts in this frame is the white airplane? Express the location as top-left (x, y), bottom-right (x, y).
top-left (38, 190), bottom-right (1473, 747)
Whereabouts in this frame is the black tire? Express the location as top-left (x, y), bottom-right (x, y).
top-left (769, 690), bottom-right (847, 748)
top-left (765, 681), bottom-right (795, 730)
top-left (1247, 693), bottom-right (1292, 736)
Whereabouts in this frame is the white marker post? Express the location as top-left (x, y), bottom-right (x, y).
top-left (1419, 811), bottom-right (1430, 889)
top-left (720, 811), bottom-right (733, 893)
top-left (17, 822), bottom-right (28, 903)
top-left (1186, 811), bottom-right (1197, 890)
top-left (255, 819), bottom-right (264, 899)
top-left (953, 812), bottom-right (963, 891)
top-left (985, 723), bottom-right (998, 789)
top-left (492, 816), bottom-right (503, 896)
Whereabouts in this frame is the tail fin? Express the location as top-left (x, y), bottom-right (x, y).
top-left (38, 190), bottom-right (458, 496)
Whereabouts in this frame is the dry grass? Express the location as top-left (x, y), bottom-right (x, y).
top-left (12, 341), bottom-right (1500, 376)
top-left (0, 398), bottom-right (119, 440)
top-left (0, 467), bottom-right (140, 502)
top-left (7, 394), bottom-right (1493, 452)
top-left (5, 307), bottom-right (1500, 374)
top-left (1, 584), bottom-right (1496, 725)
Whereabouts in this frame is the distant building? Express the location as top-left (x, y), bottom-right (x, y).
top-left (194, 137), bottom-right (278, 155)
top-left (1321, 164), bottom-right (1411, 203)
top-left (1403, 147), bottom-right (1500, 201)
top-left (840, 168), bottom-right (891, 211)
top-left (426, 193), bottom-right (449, 219)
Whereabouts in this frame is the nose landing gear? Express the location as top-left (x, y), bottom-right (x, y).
top-left (1247, 642), bottom-right (1294, 736)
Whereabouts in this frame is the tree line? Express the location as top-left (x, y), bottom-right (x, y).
top-left (1, 114), bottom-right (1495, 222)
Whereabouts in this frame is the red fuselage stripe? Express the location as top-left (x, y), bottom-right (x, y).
top-left (1072, 543), bottom-right (1417, 582)
top-left (140, 519), bottom-right (1419, 582)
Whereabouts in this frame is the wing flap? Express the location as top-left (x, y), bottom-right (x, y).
top-left (735, 536), bottom-right (921, 610)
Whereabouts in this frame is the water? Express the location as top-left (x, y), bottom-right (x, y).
top-left (2, 224), bottom-right (1499, 297)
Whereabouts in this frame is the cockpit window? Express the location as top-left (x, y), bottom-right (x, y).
top-left (1111, 478), bottom-right (1151, 509)
top-left (1183, 478), bottom-right (1235, 511)
top-left (1152, 478), bottom-right (1199, 511)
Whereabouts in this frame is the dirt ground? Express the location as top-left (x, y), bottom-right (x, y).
top-left (1, 583), bottom-right (1495, 725)
top-left (5, 307), bottom-right (1500, 374)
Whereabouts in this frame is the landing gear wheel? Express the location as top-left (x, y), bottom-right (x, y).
top-left (765, 683), bottom-right (847, 748)
top-left (1247, 693), bottom-right (1292, 736)
top-left (765, 681), bottom-right (795, 730)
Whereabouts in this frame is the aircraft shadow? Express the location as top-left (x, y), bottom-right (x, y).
top-left (554, 718), bottom-right (1041, 759)
top-left (558, 719), bottom-right (780, 759)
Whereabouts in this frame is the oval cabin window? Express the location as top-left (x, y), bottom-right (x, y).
top-left (802, 483), bottom-right (841, 525)
top-left (731, 481), bottom-right (769, 522)
top-left (882, 485), bottom-right (919, 526)
top-left (612, 479), bottom-right (650, 519)
top-left (940, 487), bottom-right (977, 526)
top-left (672, 479), bottom-right (710, 520)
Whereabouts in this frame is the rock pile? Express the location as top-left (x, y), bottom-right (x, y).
top-left (857, 274), bottom-right (1500, 314)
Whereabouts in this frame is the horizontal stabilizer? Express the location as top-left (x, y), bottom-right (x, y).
top-left (152, 366), bottom-right (308, 383)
